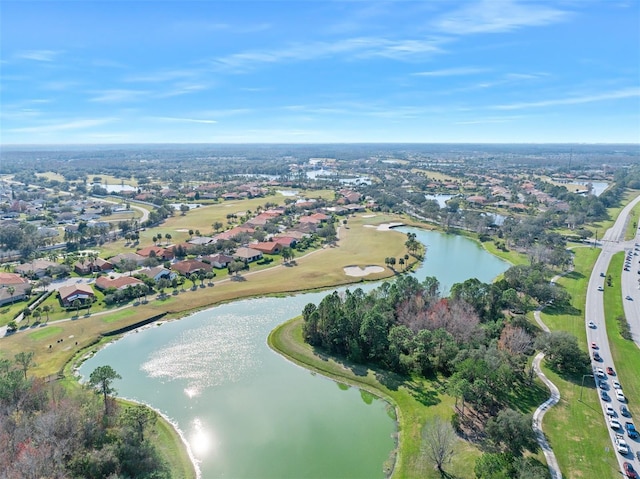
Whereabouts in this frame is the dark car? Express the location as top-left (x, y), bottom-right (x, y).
top-left (607, 367), bottom-right (615, 375)
top-left (624, 462), bottom-right (637, 479)
top-left (594, 351), bottom-right (602, 361)
top-left (601, 390), bottom-right (610, 401)
top-left (621, 405), bottom-right (631, 417)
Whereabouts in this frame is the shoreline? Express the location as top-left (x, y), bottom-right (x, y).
top-left (267, 316), bottom-right (402, 478)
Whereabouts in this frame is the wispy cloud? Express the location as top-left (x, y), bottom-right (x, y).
top-left (212, 36), bottom-right (445, 72)
top-left (152, 117), bottom-right (217, 124)
top-left (16, 50), bottom-right (61, 62)
top-left (455, 115), bottom-right (525, 125)
top-left (157, 83), bottom-right (210, 98)
top-left (434, 0), bottom-right (569, 35)
top-left (89, 89), bottom-right (148, 103)
top-left (493, 87), bottom-right (640, 110)
top-left (125, 69), bottom-right (200, 83)
top-left (413, 67), bottom-right (488, 77)
top-left (7, 118), bottom-right (116, 134)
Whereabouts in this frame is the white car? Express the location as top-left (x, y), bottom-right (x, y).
top-left (616, 390), bottom-right (626, 402)
top-left (589, 320), bottom-right (597, 327)
top-left (610, 419), bottom-right (622, 430)
top-left (606, 406), bottom-right (616, 416)
top-left (613, 380), bottom-right (621, 389)
top-left (596, 368), bottom-right (605, 378)
top-left (616, 438), bottom-right (629, 454)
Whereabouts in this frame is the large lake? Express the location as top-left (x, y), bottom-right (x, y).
top-left (78, 226), bottom-right (509, 478)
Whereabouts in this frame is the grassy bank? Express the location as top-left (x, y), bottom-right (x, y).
top-left (538, 246), bottom-right (618, 477)
top-left (269, 317), bottom-right (484, 479)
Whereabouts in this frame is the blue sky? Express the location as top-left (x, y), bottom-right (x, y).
top-left (1, 0), bottom-right (639, 144)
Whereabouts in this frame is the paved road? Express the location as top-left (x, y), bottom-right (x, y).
top-left (585, 194), bottom-right (640, 476)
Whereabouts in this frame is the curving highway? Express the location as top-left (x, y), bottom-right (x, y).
top-left (585, 194), bottom-right (640, 476)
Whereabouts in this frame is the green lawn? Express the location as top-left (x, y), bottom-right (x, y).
top-left (624, 202), bottom-right (640, 240)
top-left (538, 246), bottom-right (619, 477)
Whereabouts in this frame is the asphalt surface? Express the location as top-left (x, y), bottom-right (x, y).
top-left (585, 194), bottom-right (640, 477)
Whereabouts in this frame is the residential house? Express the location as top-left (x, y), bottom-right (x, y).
top-left (188, 236), bottom-right (217, 246)
top-left (233, 247), bottom-right (263, 263)
top-left (137, 245), bottom-right (175, 261)
top-left (74, 257), bottom-right (113, 275)
top-left (171, 259), bottom-right (212, 277)
top-left (271, 236), bottom-right (298, 248)
top-left (15, 259), bottom-right (59, 278)
top-left (0, 273), bottom-right (31, 306)
top-left (109, 252), bottom-right (146, 267)
top-left (59, 284), bottom-right (96, 307)
top-left (95, 276), bottom-right (144, 291)
top-left (204, 253), bottom-right (234, 269)
top-left (137, 266), bottom-right (177, 282)
top-left (251, 241), bottom-right (282, 255)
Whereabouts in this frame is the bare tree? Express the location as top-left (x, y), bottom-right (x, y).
top-left (421, 416), bottom-right (456, 474)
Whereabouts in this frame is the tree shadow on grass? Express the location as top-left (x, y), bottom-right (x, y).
top-left (542, 302), bottom-right (581, 316)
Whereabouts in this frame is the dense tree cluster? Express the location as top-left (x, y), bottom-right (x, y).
top-left (0, 359), bottom-right (169, 479)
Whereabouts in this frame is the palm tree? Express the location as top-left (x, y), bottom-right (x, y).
top-left (6, 286), bottom-right (15, 302)
top-left (72, 299), bottom-right (81, 316)
top-left (165, 233), bottom-right (172, 245)
top-left (33, 309), bottom-right (42, 323)
top-left (42, 305), bottom-right (52, 322)
top-left (22, 307), bottom-right (32, 325)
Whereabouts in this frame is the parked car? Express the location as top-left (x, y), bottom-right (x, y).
top-left (613, 380), bottom-right (622, 389)
top-left (591, 342), bottom-right (598, 349)
top-left (596, 367), bottom-right (606, 377)
top-left (610, 418), bottom-right (622, 430)
top-left (599, 380), bottom-right (608, 390)
top-left (606, 406), bottom-right (616, 416)
top-left (593, 351), bottom-right (602, 361)
top-left (607, 367), bottom-right (615, 375)
top-left (618, 439), bottom-right (630, 456)
top-left (625, 422), bottom-right (638, 438)
top-left (601, 390), bottom-right (610, 401)
top-left (616, 390), bottom-right (627, 402)
top-left (624, 462), bottom-right (637, 478)
top-left (621, 405), bottom-right (631, 417)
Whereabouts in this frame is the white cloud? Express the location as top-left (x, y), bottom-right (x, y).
top-left (434, 0), bottom-right (569, 35)
top-left (413, 67), bottom-right (488, 77)
top-left (16, 50), bottom-right (61, 62)
top-left (212, 36), bottom-right (445, 72)
top-left (494, 87), bottom-right (640, 110)
top-left (151, 117), bottom-right (217, 124)
top-left (7, 118), bottom-right (116, 134)
top-left (89, 89), bottom-right (148, 103)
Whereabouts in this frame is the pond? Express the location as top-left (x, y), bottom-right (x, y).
top-left (78, 226), bottom-right (509, 478)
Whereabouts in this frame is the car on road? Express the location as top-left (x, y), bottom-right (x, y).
top-left (616, 390), bottom-right (627, 402)
top-left (596, 367), bottom-right (605, 377)
top-left (601, 390), bottom-right (610, 401)
top-left (617, 438), bottom-right (630, 455)
top-left (607, 366), bottom-right (615, 375)
top-left (637, 450), bottom-right (640, 462)
top-left (593, 351), bottom-right (602, 361)
top-left (600, 272), bottom-right (605, 277)
top-left (625, 422), bottom-right (638, 438)
top-left (621, 405), bottom-right (631, 417)
top-left (606, 406), bottom-right (616, 416)
top-left (626, 295), bottom-right (633, 300)
top-left (613, 380), bottom-right (622, 389)
top-left (589, 320), bottom-right (597, 327)
top-left (599, 380), bottom-right (608, 390)
top-left (591, 342), bottom-right (598, 349)
top-left (597, 286), bottom-right (604, 291)
top-left (624, 462), bottom-right (637, 478)
top-left (610, 418), bottom-right (622, 430)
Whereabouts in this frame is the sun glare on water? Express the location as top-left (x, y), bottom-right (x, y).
top-left (190, 417), bottom-right (215, 458)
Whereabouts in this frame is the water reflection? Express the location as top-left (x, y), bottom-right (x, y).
top-left (190, 417), bottom-right (215, 458)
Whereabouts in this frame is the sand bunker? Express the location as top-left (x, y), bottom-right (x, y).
top-left (343, 265), bottom-right (385, 277)
top-left (363, 222), bottom-right (404, 231)
top-left (362, 214), bottom-right (376, 218)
